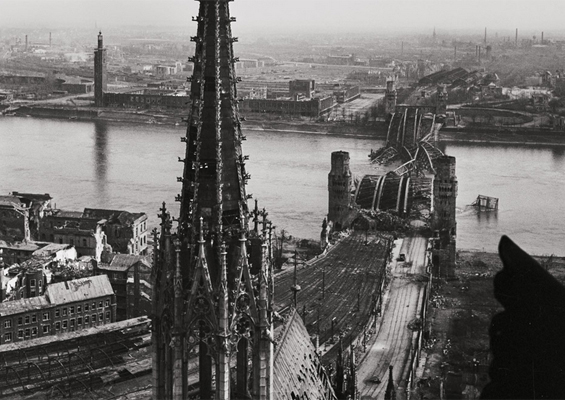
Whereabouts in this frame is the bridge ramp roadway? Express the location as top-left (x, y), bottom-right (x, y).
top-left (357, 235), bottom-right (428, 399)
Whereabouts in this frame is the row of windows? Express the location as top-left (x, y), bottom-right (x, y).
top-left (5, 313), bottom-right (47, 328)
top-left (54, 300), bottom-right (110, 318)
top-left (3, 299), bottom-right (111, 329)
top-left (3, 312), bottom-right (111, 343)
top-left (53, 312), bottom-right (111, 331)
top-left (135, 221), bottom-right (147, 236)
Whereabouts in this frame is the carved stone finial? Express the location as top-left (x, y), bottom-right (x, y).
top-left (199, 216), bottom-right (205, 243)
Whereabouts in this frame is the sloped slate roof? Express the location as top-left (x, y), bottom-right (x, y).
top-left (97, 254), bottom-right (150, 271)
top-left (0, 296), bottom-right (50, 317)
top-left (32, 243), bottom-right (72, 257)
top-left (273, 311), bottom-right (336, 400)
top-left (45, 275), bottom-right (114, 304)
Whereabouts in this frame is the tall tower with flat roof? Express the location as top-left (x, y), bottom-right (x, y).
top-left (94, 31), bottom-right (107, 107)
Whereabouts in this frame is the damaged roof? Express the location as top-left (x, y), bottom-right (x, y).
top-left (83, 208), bottom-right (146, 225)
top-left (32, 243), bottom-right (73, 257)
top-left (0, 296), bottom-right (51, 317)
top-left (45, 275), bottom-right (114, 304)
top-left (0, 195), bottom-right (22, 208)
top-left (97, 254), bottom-right (150, 271)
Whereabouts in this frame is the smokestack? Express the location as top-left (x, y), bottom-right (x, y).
top-left (25, 35), bottom-right (28, 51)
top-left (516, 28), bottom-right (518, 46)
top-left (49, 32), bottom-right (52, 47)
top-left (484, 27), bottom-right (487, 44)
top-left (401, 41), bottom-right (404, 56)
top-left (542, 31), bottom-right (544, 43)
top-left (454, 45), bottom-right (457, 61)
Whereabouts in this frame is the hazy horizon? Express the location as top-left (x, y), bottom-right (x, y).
top-left (2, 0), bottom-right (565, 37)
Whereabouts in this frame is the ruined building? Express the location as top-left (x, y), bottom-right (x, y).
top-left (151, 1), bottom-right (335, 399)
top-left (431, 156), bottom-right (457, 278)
top-left (94, 31), bottom-right (107, 107)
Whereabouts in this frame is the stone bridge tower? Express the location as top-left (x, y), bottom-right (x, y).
top-left (328, 151), bottom-right (352, 230)
top-left (384, 78), bottom-right (397, 115)
top-left (94, 31), bottom-right (107, 107)
top-left (432, 155), bottom-right (457, 278)
top-left (151, 1), bottom-right (274, 399)
top-left (436, 84), bottom-right (448, 114)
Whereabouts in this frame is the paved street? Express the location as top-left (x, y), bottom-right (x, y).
top-left (357, 235), bottom-right (428, 399)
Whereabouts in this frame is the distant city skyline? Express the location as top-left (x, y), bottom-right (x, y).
top-left (1, 0), bottom-right (565, 35)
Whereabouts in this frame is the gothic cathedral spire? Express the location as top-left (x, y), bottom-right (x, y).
top-left (152, 2), bottom-right (273, 399)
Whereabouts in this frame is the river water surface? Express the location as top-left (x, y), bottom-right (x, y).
top-left (0, 117), bottom-right (563, 256)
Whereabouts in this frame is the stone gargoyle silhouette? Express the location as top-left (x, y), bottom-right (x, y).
top-left (481, 235), bottom-right (565, 399)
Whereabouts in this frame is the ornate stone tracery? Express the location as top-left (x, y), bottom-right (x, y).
top-left (151, 2), bottom-right (274, 399)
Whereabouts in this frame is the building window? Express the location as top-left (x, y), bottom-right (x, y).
top-left (18, 317), bottom-right (22, 325)
top-left (31, 314), bottom-right (37, 323)
top-left (70, 319), bottom-right (75, 328)
top-left (99, 301), bottom-right (103, 308)
top-left (31, 327), bottom-right (37, 337)
top-left (83, 239), bottom-right (87, 247)
top-left (84, 303), bottom-right (89, 312)
top-left (70, 239), bottom-right (74, 246)
top-left (30, 279), bottom-right (36, 287)
top-left (78, 317), bottom-right (83, 326)
top-left (59, 239), bottom-right (63, 244)
top-left (92, 314), bottom-right (97, 323)
top-left (62, 308), bottom-right (67, 316)
top-left (25, 328), bottom-right (30, 338)
top-left (77, 305), bottom-right (82, 313)
top-left (55, 322), bottom-right (60, 330)
top-left (18, 330), bottom-right (23, 339)
top-left (25, 315), bottom-right (30, 324)
top-left (4, 333), bottom-right (12, 343)
top-left (42, 325), bottom-right (49, 334)
top-left (43, 313), bottom-right (50, 321)
top-left (92, 302), bottom-right (96, 310)
top-left (105, 299), bottom-right (110, 307)
top-left (84, 316), bottom-right (90, 325)
top-left (62, 320), bottom-right (68, 329)
top-left (70, 306), bottom-right (75, 315)
top-left (4, 320), bottom-right (11, 329)
top-left (99, 313), bottom-right (103, 322)
top-left (105, 311), bottom-right (110, 320)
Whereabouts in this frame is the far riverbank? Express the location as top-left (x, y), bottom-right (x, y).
top-left (5, 104), bottom-right (565, 145)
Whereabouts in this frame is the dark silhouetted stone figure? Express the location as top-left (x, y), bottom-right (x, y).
top-left (481, 236), bottom-right (565, 399)
top-left (385, 365), bottom-right (396, 400)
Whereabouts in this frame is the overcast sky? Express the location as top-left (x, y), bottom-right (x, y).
top-left (1, 0), bottom-right (565, 35)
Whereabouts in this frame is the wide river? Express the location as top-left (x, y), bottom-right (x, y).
top-left (1, 117), bottom-right (563, 256)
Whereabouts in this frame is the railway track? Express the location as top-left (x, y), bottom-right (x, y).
top-left (274, 233), bottom-right (392, 363)
top-left (0, 317), bottom-right (151, 398)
